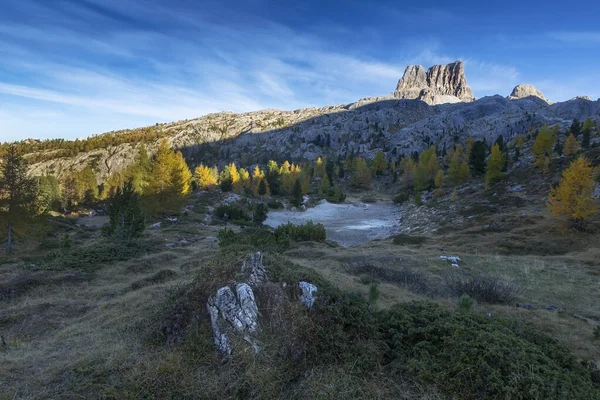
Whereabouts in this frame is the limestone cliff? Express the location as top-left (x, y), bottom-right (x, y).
top-left (392, 61), bottom-right (475, 105)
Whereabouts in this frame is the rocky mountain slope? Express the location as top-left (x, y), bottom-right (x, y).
top-left (19, 62), bottom-right (600, 182)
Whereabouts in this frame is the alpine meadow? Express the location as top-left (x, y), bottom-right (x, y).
top-left (2, 1), bottom-right (600, 399)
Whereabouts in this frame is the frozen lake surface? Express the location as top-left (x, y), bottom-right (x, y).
top-left (264, 200), bottom-right (401, 247)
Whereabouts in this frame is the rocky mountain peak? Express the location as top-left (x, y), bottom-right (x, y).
top-left (508, 84), bottom-right (550, 104)
top-left (392, 60), bottom-right (475, 105)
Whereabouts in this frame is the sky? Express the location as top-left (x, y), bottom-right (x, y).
top-left (1, 0), bottom-right (600, 142)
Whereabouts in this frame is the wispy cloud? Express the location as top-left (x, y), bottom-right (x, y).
top-left (3, 0), bottom-right (594, 142)
top-left (547, 31), bottom-right (600, 45)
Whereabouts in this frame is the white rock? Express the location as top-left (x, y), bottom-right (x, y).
top-left (299, 281), bottom-right (318, 309)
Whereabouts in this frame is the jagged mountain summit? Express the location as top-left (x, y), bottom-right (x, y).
top-left (508, 84), bottom-right (550, 104)
top-left (391, 61), bottom-right (475, 105)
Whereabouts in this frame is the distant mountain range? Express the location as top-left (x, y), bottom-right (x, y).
top-left (15, 61), bottom-right (600, 182)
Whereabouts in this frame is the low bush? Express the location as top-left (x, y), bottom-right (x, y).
top-left (444, 271), bottom-right (523, 304)
top-left (217, 227), bottom-right (290, 252)
top-left (325, 187), bottom-right (346, 203)
top-left (392, 234), bottom-right (428, 246)
top-left (393, 192), bottom-right (410, 204)
top-left (266, 199), bottom-right (284, 209)
top-left (343, 258), bottom-right (430, 294)
top-left (274, 221), bottom-right (326, 242)
top-left (382, 302), bottom-right (600, 399)
top-left (214, 204), bottom-right (251, 222)
top-left (42, 240), bottom-right (157, 271)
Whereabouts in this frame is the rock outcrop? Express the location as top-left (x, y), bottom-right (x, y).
top-left (392, 61), bottom-right (475, 105)
top-left (206, 252), bottom-right (318, 357)
top-left (508, 84), bottom-right (550, 103)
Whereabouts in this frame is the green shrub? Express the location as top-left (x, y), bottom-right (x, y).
top-left (59, 233), bottom-right (72, 250)
top-left (252, 203), bottom-right (268, 225)
top-left (266, 199), bottom-right (284, 209)
top-left (382, 302), bottom-right (600, 400)
top-left (458, 293), bottom-right (476, 312)
top-left (214, 204), bottom-right (251, 222)
top-left (42, 240), bottom-right (156, 271)
top-left (392, 234), bottom-right (427, 246)
top-left (217, 227), bottom-right (290, 252)
top-left (325, 187), bottom-right (346, 203)
top-left (368, 283), bottom-right (381, 305)
top-left (393, 192), bottom-right (410, 204)
top-left (274, 221), bottom-right (326, 242)
top-left (414, 192), bottom-right (423, 206)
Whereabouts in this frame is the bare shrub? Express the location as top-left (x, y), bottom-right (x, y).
top-left (443, 271), bottom-right (523, 304)
top-left (342, 257), bottom-right (430, 295)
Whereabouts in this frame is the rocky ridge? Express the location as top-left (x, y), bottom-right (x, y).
top-left (21, 63), bottom-right (600, 182)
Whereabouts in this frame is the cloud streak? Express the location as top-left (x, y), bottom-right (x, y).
top-left (2, 1), bottom-right (596, 142)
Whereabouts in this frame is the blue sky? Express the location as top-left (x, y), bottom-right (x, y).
top-left (1, 0), bottom-right (599, 142)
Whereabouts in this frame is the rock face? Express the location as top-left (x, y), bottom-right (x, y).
top-left (509, 84), bottom-right (550, 103)
top-left (392, 61), bottom-right (475, 105)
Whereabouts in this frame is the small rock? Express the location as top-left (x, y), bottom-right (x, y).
top-left (451, 263), bottom-right (459, 268)
top-left (546, 305), bottom-right (559, 312)
top-left (150, 222), bottom-right (161, 228)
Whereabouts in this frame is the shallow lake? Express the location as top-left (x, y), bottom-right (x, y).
top-left (264, 200), bottom-right (401, 247)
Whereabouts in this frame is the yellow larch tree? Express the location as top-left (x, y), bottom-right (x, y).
top-left (194, 164), bottom-right (219, 191)
top-left (563, 133), bottom-right (580, 156)
top-left (548, 156), bottom-right (598, 229)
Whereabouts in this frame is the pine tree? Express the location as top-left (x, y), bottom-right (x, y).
top-left (37, 175), bottom-right (62, 213)
top-left (103, 181), bottom-right (145, 241)
top-left (319, 173), bottom-right (331, 193)
top-left (485, 144), bottom-right (505, 188)
top-left (399, 156), bottom-right (416, 190)
top-left (352, 158), bottom-right (372, 189)
top-left (266, 160), bottom-right (281, 195)
top-left (582, 118), bottom-right (594, 149)
top-left (469, 141), bottom-right (487, 176)
top-left (77, 166), bottom-right (99, 206)
top-left (563, 133), bottom-right (580, 156)
top-left (0, 145), bottom-right (38, 253)
top-left (325, 159), bottom-right (335, 183)
top-left (291, 178), bottom-right (303, 207)
top-left (548, 156), bottom-right (598, 229)
top-left (533, 125), bottom-right (558, 172)
top-left (372, 151), bottom-right (387, 175)
top-left (449, 148), bottom-right (470, 186)
top-left (570, 119), bottom-right (582, 138)
top-left (434, 170), bottom-right (444, 197)
top-left (258, 178), bottom-right (268, 200)
top-left (314, 157), bottom-right (325, 178)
